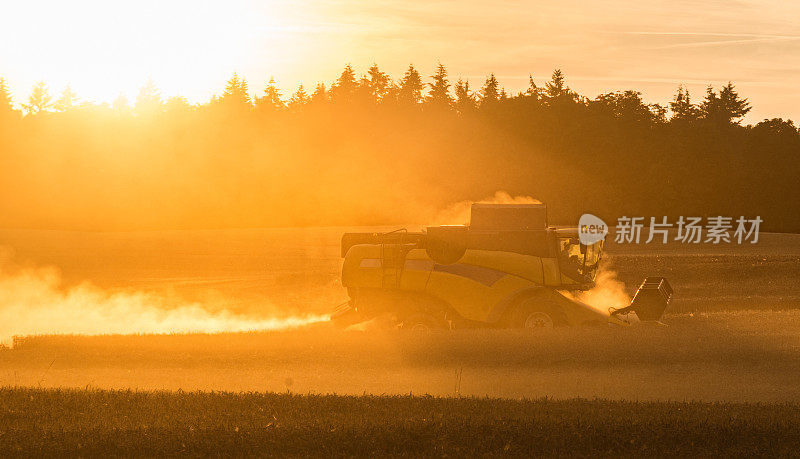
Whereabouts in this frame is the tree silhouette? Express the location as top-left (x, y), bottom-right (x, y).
top-left (398, 64), bottom-right (423, 105)
top-left (700, 84), bottom-right (751, 125)
top-left (220, 73), bottom-right (251, 108)
top-left (54, 85), bottom-right (78, 112)
top-left (718, 82), bottom-right (751, 124)
top-left (426, 63), bottom-right (452, 108)
top-left (593, 90), bottom-right (658, 124)
top-left (454, 78), bottom-right (475, 114)
top-left (311, 83), bottom-right (328, 104)
top-left (256, 77), bottom-right (285, 112)
top-left (365, 64), bottom-right (390, 102)
top-left (545, 69), bottom-right (572, 101)
top-left (135, 78), bottom-right (163, 115)
top-left (526, 75), bottom-right (543, 101)
top-left (479, 74), bottom-right (499, 107)
top-left (650, 103), bottom-right (667, 124)
top-left (22, 81), bottom-right (52, 115)
top-left (0, 78), bottom-right (14, 113)
top-left (669, 85), bottom-right (699, 122)
top-left (289, 84), bottom-right (309, 109)
top-left (0, 78), bottom-right (18, 123)
top-left (753, 118), bottom-right (799, 138)
top-left (331, 65), bottom-right (357, 103)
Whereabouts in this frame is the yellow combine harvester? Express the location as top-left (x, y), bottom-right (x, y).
top-left (333, 203), bottom-right (672, 331)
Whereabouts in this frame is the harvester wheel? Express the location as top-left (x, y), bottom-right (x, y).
top-left (401, 313), bottom-right (449, 333)
top-left (522, 311), bottom-right (554, 329)
top-left (512, 299), bottom-right (564, 330)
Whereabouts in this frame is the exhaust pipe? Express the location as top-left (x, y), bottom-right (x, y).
top-left (611, 277), bottom-right (673, 322)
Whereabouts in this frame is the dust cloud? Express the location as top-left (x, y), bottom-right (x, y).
top-left (0, 248), bottom-right (327, 347)
top-left (434, 191), bottom-right (542, 225)
top-left (567, 263), bottom-right (632, 314)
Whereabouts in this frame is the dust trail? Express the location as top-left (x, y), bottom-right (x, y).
top-left (434, 191), bottom-right (542, 225)
top-left (0, 248), bottom-right (327, 347)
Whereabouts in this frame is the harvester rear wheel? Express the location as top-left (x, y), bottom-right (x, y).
top-left (401, 313), bottom-right (449, 333)
top-left (512, 299), bottom-right (565, 330)
top-left (522, 311), bottom-right (554, 329)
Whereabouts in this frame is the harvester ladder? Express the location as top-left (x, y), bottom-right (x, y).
top-left (380, 229), bottom-right (407, 289)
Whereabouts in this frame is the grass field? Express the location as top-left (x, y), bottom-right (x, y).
top-left (2, 387), bottom-right (799, 456)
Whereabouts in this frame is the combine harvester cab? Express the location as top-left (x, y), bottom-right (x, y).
top-left (334, 203), bottom-right (672, 330)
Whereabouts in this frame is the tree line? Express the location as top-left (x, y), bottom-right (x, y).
top-left (0, 64), bottom-right (760, 125)
top-left (0, 64), bottom-right (798, 232)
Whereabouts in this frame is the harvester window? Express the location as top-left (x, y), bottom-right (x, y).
top-left (558, 237), bottom-right (602, 283)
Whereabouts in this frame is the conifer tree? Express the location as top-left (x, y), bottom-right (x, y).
top-left (426, 63), bottom-right (452, 108)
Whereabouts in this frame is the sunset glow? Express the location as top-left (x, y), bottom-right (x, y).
top-left (2, 1), bottom-right (800, 454)
top-left (2, 0), bottom-right (799, 121)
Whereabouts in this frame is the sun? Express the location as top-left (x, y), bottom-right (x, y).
top-left (0, 0), bottom-right (288, 104)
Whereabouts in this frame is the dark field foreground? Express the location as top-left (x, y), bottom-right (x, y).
top-left (1, 388), bottom-right (799, 457)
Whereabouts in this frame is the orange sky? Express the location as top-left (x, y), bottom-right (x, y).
top-left (1, 0), bottom-right (799, 122)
